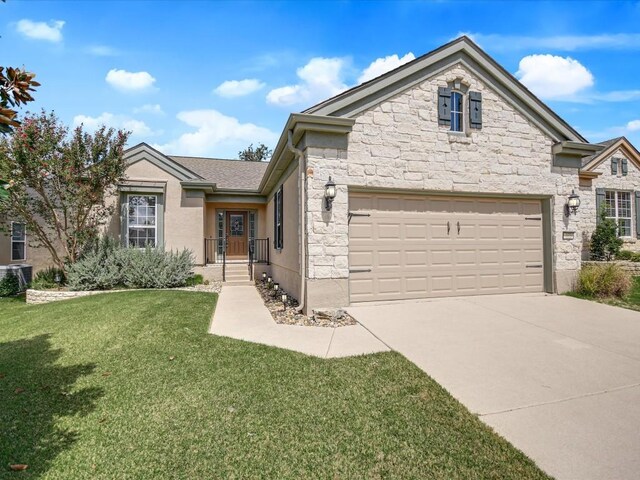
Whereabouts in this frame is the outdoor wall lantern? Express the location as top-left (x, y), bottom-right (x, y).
top-left (565, 190), bottom-right (581, 216)
top-left (324, 176), bottom-right (337, 211)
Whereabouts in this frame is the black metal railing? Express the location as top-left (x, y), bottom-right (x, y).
top-left (204, 237), bottom-right (225, 264)
top-left (205, 237), bottom-right (269, 283)
top-left (250, 238), bottom-right (270, 265)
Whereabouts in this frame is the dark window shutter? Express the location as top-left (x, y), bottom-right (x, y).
top-left (635, 191), bottom-right (640, 238)
top-left (622, 158), bottom-right (628, 176)
top-left (279, 186), bottom-right (284, 249)
top-left (273, 190), bottom-right (278, 246)
top-left (469, 91), bottom-right (482, 129)
top-left (273, 186), bottom-right (284, 250)
top-left (596, 188), bottom-right (605, 224)
top-left (611, 158), bottom-right (618, 175)
top-left (438, 87), bottom-right (451, 126)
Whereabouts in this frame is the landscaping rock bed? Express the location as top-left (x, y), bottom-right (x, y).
top-left (26, 281), bottom-right (222, 305)
top-left (255, 281), bottom-right (357, 328)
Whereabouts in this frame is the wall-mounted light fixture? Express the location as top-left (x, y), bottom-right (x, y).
top-left (324, 176), bottom-right (336, 211)
top-left (565, 190), bottom-right (581, 216)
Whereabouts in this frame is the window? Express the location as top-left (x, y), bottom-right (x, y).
top-left (450, 91), bottom-right (463, 132)
top-left (216, 211), bottom-right (224, 255)
top-left (127, 195), bottom-right (157, 248)
top-left (274, 186), bottom-right (283, 249)
top-left (11, 222), bottom-right (26, 261)
top-left (605, 190), bottom-right (632, 237)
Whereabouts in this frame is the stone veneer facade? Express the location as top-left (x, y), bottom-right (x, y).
top-left (303, 63), bottom-right (584, 309)
top-left (578, 147), bottom-right (640, 258)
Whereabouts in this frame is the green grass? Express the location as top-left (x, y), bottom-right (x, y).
top-left (0, 292), bottom-right (550, 479)
top-left (568, 276), bottom-right (640, 311)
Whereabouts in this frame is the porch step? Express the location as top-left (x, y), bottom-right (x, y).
top-left (224, 280), bottom-right (254, 286)
top-left (225, 275), bottom-right (251, 282)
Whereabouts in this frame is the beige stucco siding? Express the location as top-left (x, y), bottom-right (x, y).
top-left (579, 149), bottom-right (640, 256)
top-left (304, 62), bottom-right (582, 298)
top-left (115, 159), bottom-right (206, 264)
top-left (266, 165), bottom-right (301, 300)
top-left (0, 218), bottom-right (63, 273)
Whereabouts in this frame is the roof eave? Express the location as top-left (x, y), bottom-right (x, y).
top-left (258, 114), bottom-right (355, 195)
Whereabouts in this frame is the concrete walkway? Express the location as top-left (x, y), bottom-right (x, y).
top-left (348, 293), bottom-right (640, 480)
top-left (209, 285), bottom-right (389, 358)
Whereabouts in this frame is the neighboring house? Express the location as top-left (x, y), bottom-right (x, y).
top-left (3, 36), bottom-right (640, 311)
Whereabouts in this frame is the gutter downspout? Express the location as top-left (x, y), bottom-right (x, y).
top-left (287, 130), bottom-right (307, 314)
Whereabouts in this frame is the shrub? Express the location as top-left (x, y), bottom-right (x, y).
top-left (576, 263), bottom-right (632, 298)
top-left (67, 238), bottom-right (194, 291)
top-left (590, 208), bottom-right (623, 260)
top-left (30, 267), bottom-right (67, 290)
top-left (185, 274), bottom-right (204, 287)
top-left (0, 271), bottom-right (21, 297)
top-left (616, 250), bottom-right (634, 261)
top-left (616, 250), bottom-right (640, 262)
top-left (119, 247), bottom-right (194, 289)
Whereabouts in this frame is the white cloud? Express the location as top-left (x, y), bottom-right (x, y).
top-left (86, 45), bottom-right (118, 56)
top-left (16, 19), bottom-right (64, 42)
top-left (458, 32), bottom-right (640, 52)
top-left (628, 120), bottom-right (640, 131)
top-left (105, 69), bottom-right (156, 92)
top-left (153, 109), bottom-right (277, 157)
top-left (516, 54), bottom-right (594, 100)
top-left (267, 57), bottom-right (349, 107)
top-left (358, 52), bottom-right (415, 84)
top-left (73, 112), bottom-right (159, 138)
top-left (133, 104), bottom-right (164, 115)
top-left (214, 79), bottom-right (265, 98)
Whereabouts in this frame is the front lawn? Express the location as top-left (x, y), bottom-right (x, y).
top-left (0, 292), bottom-right (550, 479)
top-left (568, 276), bottom-right (640, 311)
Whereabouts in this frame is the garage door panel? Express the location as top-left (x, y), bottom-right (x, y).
top-left (349, 193), bottom-right (545, 303)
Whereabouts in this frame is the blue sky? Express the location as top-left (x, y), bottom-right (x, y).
top-left (3, 0), bottom-right (640, 157)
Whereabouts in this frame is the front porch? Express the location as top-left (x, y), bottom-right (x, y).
top-left (202, 201), bottom-right (270, 282)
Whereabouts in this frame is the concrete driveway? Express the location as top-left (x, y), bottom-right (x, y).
top-left (347, 293), bottom-right (640, 480)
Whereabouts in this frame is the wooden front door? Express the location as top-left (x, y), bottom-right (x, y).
top-left (226, 211), bottom-right (248, 258)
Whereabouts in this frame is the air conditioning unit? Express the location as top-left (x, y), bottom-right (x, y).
top-left (0, 264), bottom-right (33, 291)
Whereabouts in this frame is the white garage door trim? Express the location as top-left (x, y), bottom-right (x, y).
top-left (348, 191), bottom-right (551, 303)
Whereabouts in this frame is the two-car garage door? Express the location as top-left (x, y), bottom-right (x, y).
top-left (348, 193), bottom-right (545, 303)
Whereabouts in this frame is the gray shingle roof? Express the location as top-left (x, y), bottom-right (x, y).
top-left (169, 156), bottom-right (269, 191)
top-left (581, 137), bottom-right (623, 167)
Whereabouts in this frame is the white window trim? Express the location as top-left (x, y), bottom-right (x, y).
top-left (605, 190), bottom-right (633, 238)
top-left (450, 91), bottom-right (464, 133)
top-left (126, 194), bottom-right (158, 248)
top-left (10, 222), bottom-right (26, 261)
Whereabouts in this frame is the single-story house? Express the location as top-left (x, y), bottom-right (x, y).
top-left (3, 36), bottom-right (640, 312)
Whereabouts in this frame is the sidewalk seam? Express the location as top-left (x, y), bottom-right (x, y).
top-left (480, 382), bottom-right (640, 417)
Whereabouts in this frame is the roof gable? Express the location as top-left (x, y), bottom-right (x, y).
top-left (124, 143), bottom-right (201, 181)
top-left (581, 137), bottom-right (640, 172)
top-left (304, 36), bottom-right (586, 143)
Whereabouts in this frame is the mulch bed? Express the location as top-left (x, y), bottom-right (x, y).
top-left (255, 281), bottom-right (357, 328)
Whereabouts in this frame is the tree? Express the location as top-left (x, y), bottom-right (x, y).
top-left (0, 67), bottom-right (40, 199)
top-left (0, 111), bottom-right (130, 271)
top-left (238, 143), bottom-right (272, 162)
top-left (590, 206), bottom-right (623, 261)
